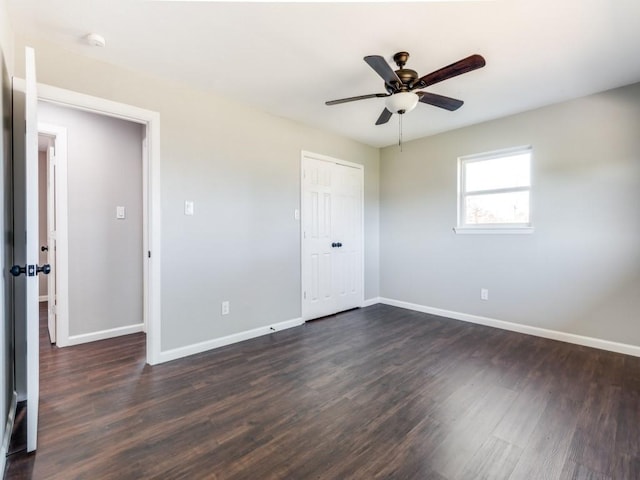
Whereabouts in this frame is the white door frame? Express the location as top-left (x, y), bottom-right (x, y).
top-left (14, 79), bottom-right (162, 365)
top-left (39, 126), bottom-right (67, 344)
top-left (300, 150), bottom-right (365, 321)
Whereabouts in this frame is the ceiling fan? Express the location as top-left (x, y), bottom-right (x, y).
top-left (325, 51), bottom-right (486, 125)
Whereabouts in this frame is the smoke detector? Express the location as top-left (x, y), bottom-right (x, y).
top-left (85, 33), bottom-right (106, 48)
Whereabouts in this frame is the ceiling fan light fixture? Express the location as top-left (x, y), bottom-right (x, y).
top-left (385, 92), bottom-right (419, 115)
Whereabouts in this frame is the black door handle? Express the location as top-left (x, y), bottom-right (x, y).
top-left (41, 245), bottom-right (48, 252)
top-left (37, 264), bottom-right (51, 275)
top-left (10, 265), bottom-right (26, 277)
top-left (10, 264), bottom-right (51, 277)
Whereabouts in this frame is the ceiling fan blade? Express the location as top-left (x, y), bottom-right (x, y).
top-left (413, 54), bottom-right (485, 90)
top-left (417, 92), bottom-right (464, 111)
top-left (364, 55), bottom-right (402, 88)
top-left (325, 93), bottom-right (390, 106)
top-left (375, 108), bottom-right (393, 125)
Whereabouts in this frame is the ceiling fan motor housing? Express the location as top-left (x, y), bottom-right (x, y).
top-left (392, 52), bottom-right (418, 90)
top-left (395, 69), bottom-right (418, 89)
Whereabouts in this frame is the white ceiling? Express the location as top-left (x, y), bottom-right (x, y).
top-left (8, 0), bottom-right (640, 148)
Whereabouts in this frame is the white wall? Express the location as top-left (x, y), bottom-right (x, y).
top-left (14, 36), bottom-right (380, 354)
top-left (39, 102), bottom-right (144, 337)
top-left (380, 82), bottom-right (640, 347)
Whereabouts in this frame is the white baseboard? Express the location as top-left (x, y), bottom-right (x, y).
top-left (362, 297), bottom-right (381, 308)
top-left (39, 295), bottom-right (48, 302)
top-left (158, 317), bottom-right (304, 364)
top-left (66, 323), bottom-right (145, 346)
top-left (1, 391), bottom-right (18, 474)
top-left (378, 297), bottom-right (640, 358)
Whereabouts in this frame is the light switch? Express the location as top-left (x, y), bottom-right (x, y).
top-left (185, 201), bottom-right (194, 216)
top-left (116, 206), bottom-right (126, 219)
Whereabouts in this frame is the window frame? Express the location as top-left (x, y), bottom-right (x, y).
top-left (455, 146), bottom-right (534, 235)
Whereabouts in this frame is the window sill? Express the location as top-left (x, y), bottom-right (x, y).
top-left (453, 226), bottom-right (534, 235)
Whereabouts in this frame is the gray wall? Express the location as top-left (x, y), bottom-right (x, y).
top-left (15, 37), bottom-right (380, 352)
top-left (380, 82), bottom-right (640, 346)
top-left (38, 102), bottom-right (144, 337)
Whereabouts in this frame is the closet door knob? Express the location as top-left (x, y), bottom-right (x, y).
top-left (37, 264), bottom-right (51, 275)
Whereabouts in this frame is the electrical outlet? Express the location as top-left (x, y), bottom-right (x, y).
top-left (221, 301), bottom-right (230, 315)
top-left (481, 288), bottom-right (489, 301)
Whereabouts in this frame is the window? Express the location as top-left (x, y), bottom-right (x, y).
top-left (456, 146), bottom-right (533, 234)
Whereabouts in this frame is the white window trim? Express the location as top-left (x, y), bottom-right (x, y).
top-left (456, 145), bottom-right (533, 234)
top-left (453, 226), bottom-right (535, 235)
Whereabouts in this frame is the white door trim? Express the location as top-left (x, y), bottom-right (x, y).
top-left (15, 79), bottom-right (162, 365)
top-left (45, 143), bottom-right (56, 343)
top-left (300, 150), bottom-right (365, 321)
top-left (301, 150), bottom-right (364, 171)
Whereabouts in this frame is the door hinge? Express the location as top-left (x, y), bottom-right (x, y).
top-left (148, 251), bottom-right (151, 258)
top-left (303, 291), bottom-right (306, 300)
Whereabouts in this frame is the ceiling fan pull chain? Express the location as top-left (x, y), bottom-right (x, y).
top-left (399, 113), bottom-right (403, 151)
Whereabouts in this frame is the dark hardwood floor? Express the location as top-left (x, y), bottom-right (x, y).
top-left (5, 303), bottom-right (640, 479)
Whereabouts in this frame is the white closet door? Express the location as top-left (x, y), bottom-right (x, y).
top-left (302, 156), bottom-right (334, 319)
top-left (301, 153), bottom-right (363, 320)
top-left (332, 164), bottom-right (362, 313)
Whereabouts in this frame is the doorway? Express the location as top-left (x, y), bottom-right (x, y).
top-left (36, 133), bottom-right (58, 343)
top-left (11, 77), bottom-right (162, 370)
top-left (9, 50), bottom-right (161, 456)
top-left (300, 151), bottom-right (364, 320)
top-left (38, 103), bottom-right (146, 348)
